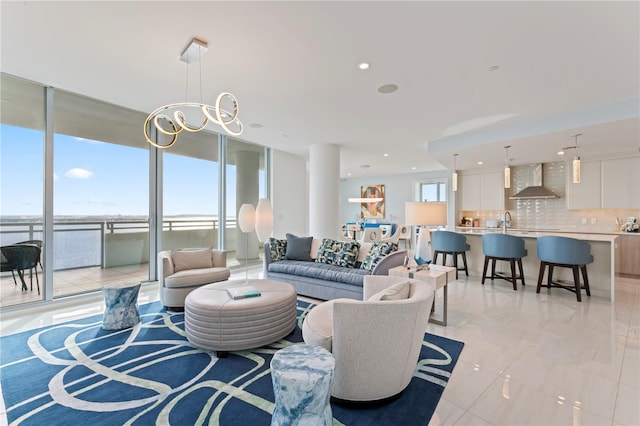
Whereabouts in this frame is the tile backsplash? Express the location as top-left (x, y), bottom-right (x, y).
top-left (459, 162), bottom-right (639, 233)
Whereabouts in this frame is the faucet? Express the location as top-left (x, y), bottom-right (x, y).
top-left (502, 211), bottom-right (512, 234)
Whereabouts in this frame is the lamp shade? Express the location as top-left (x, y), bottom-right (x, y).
top-left (404, 202), bottom-right (447, 226)
top-left (238, 203), bottom-right (256, 233)
top-left (255, 198), bottom-right (274, 242)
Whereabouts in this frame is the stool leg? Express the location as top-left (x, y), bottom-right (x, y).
top-left (491, 259), bottom-right (497, 279)
top-left (452, 254), bottom-right (459, 279)
top-left (581, 265), bottom-right (591, 297)
top-left (572, 266), bottom-right (582, 302)
top-left (461, 252), bottom-right (469, 276)
top-left (441, 253), bottom-right (447, 267)
top-left (536, 262), bottom-right (546, 293)
top-left (433, 252), bottom-right (439, 265)
top-left (518, 258), bottom-right (525, 286)
top-left (548, 265), bottom-right (554, 287)
top-left (510, 259), bottom-right (517, 291)
top-left (481, 256), bottom-right (490, 284)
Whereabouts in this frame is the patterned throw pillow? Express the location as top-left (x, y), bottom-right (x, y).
top-left (360, 241), bottom-right (399, 271)
top-left (267, 237), bottom-right (287, 262)
top-left (315, 239), bottom-right (360, 268)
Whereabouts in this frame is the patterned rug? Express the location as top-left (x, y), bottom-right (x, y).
top-left (0, 301), bottom-right (464, 425)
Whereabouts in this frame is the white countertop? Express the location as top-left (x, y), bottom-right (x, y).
top-left (453, 228), bottom-right (619, 242)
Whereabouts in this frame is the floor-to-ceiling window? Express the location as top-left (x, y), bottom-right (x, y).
top-left (0, 72), bottom-right (270, 309)
top-left (161, 131), bottom-right (220, 251)
top-left (52, 90), bottom-right (150, 298)
top-left (0, 75), bottom-right (45, 306)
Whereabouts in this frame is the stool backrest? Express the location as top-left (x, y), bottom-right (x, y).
top-left (537, 236), bottom-right (593, 265)
top-left (432, 231), bottom-right (468, 252)
top-left (482, 233), bottom-right (527, 258)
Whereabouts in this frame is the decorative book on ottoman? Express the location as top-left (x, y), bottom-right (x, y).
top-left (227, 286), bottom-right (262, 300)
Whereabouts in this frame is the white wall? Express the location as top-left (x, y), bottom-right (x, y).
top-left (340, 170), bottom-right (451, 224)
top-left (271, 149), bottom-right (308, 238)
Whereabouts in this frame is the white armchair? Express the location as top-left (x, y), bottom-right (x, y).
top-left (158, 248), bottom-right (230, 310)
top-left (302, 275), bottom-right (435, 403)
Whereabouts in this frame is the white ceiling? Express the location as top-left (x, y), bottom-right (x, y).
top-left (1, 1), bottom-right (639, 178)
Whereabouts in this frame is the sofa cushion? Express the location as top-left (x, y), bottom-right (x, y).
top-left (164, 267), bottom-right (230, 288)
top-left (268, 260), bottom-right (370, 286)
top-left (316, 238), bottom-right (360, 268)
top-left (285, 233), bottom-right (313, 261)
top-left (302, 300), bottom-right (336, 352)
top-left (368, 280), bottom-right (411, 301)
top-left (172, 249), bottom-right (213, 272)
top-left (267, 237), bottom-right (287, 261)
top-left (360, 241), bottom-right (399, 271)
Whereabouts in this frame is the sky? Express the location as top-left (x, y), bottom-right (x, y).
top-left (0, 124), bottom-right (264, 218)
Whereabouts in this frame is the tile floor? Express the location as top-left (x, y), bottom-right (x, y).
top-left (1, 268), bottom-right (638, 425)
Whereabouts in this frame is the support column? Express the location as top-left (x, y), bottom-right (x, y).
top-left (309, 144), bottom-right (340, 239)
top-left (235, 150), bottom-right (259, 260)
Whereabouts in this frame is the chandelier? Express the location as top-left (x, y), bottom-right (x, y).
top-left (144, 38), bottom-right (243, 149)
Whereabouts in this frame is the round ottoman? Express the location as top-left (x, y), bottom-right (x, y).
top-left (185, 279), bottom-right (297, 357)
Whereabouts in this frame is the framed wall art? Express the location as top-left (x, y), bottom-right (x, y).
top-left (360, 184), bottom-right (385, 219)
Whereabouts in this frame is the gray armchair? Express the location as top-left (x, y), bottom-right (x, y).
top-left (158, 248), bottom-right (230, 310)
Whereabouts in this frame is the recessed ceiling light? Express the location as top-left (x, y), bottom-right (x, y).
top-left (347, 173), bottom-right (352, 176)
top-left (358, 62), bottom-right (370, 70)
top-left (383, 153), bottom-right (389, 157)
top-left (249, 123), bottom-right (263, 129)
top-left (557, 150), bottom-right (565, 156)
top-left (378, 84), bottom-right (398, 94)
top-left (412, 166), bottom-right (416, 170)
top-left (477, 161), bottom-right (484, 165)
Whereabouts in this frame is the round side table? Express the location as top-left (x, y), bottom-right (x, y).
top-left (102, 282), bottom-right (141, 330)
top-left (270, 344), bottom-right (335, 426)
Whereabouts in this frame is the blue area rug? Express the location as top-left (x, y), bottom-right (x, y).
top-left (1, 300), bottom-right (464, 425)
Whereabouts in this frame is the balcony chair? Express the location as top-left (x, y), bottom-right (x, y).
top-left (0, 249), bottom-right (18, 286)
top-left (536, 236), bottom-right (592, 302)
top-left (431, 230), bottom-right (470, 279)
top-left (1, 244), bottom-right (41, 294)
top-left (302, 275), bottom-right (435, 403)
top-left (17, 240), bottom-right (43, 272)
top-left (158, 248), bottom-right (230, 310)
top-left (481, 233), bottom-right (527, 291)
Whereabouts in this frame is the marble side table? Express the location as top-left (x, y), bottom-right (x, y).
top-left (102, 282), bottom-right (141, 330)
top-left (270, 344), bottom-right (335, 426)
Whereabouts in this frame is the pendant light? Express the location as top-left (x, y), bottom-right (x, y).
top-left (572, 134), bottom-right (581, 184)
top-left (452, 153), bottom-right (458, 192)
top-left (503, 146), bottom-right (511, 189)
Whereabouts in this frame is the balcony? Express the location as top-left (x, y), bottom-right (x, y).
top-left (0, 218), bottom-right (262, 308)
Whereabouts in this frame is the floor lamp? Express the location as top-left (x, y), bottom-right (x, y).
top-left (404, 202), bottom-right (447, 266)
top-left (238, 199), bottom-right (274, 282)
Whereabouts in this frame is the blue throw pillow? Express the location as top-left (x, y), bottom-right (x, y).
top-left (316, 238), bottom-right (360, 268)
top-left (360, 241), bottom-right (398, 271)
top-left (267, 237), bottom-right (287, 261)
top-left (285, 233), bottom-right (313, 261)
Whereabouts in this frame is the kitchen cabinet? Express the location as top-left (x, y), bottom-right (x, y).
top-left (616, 234), bottom-right (640, 276)
top-left (602, 158), bottom-right (640, 209)
top-left (566, 160), bottom-right (601, 209)
top-left (460, 171), bottom-right (504, 211)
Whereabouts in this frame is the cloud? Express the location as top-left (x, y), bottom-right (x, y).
top-left (65, 168), bottom-right (94, 179)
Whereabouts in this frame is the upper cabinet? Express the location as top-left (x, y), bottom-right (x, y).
top-left (460, 171), bottom-right (504, 211)
top-left (566, 160), bottom-right (602, 210)
top-left (602, 157), bottom-right (640, 209)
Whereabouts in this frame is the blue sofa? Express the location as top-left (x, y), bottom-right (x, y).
top-left (263, 238), bottom-right (407, 300)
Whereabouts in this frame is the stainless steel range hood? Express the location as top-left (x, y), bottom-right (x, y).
top-left (509, 163), bottom-right (559, 200)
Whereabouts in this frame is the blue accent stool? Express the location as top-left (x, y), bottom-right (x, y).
top-left (102, 283), bottom-right (141, 330)
top-left (431, 231), bottom-right (470, 279)
top-left (481, 233), bottom-right (528, 291)
top-left (271, 344), bottom-right (335, 426)
top-left (536, 236), bottom-right (593, 302)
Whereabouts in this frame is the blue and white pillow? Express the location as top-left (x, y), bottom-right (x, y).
top-left (316, 239), bottom-right (360, 268)
top-left (360, 241), bottom-right (398, 271)
top-left (267, 237), bottom-right (287, 262)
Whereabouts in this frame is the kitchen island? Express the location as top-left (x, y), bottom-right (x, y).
top-left (452, 229), bottom-right (619, 301)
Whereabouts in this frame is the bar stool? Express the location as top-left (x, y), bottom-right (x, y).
top-left (536, 236), bottom-right (593, 302)
top-left (481, 233), bottom-right (527, 291)
top-left (431, 231), bottom-right (470, 279)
